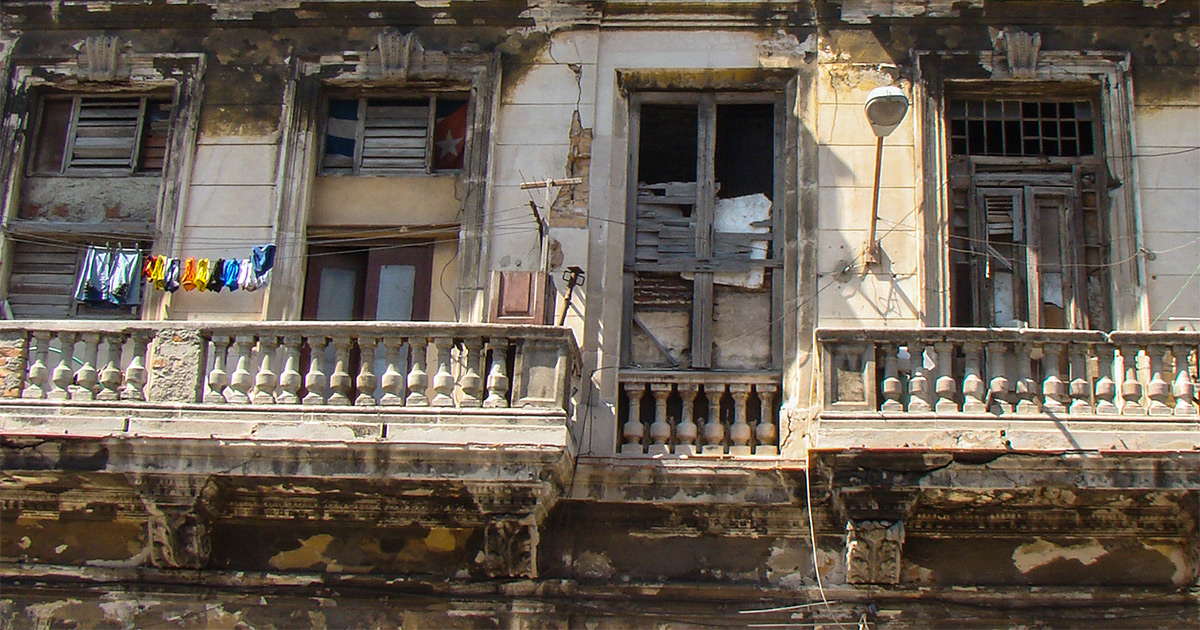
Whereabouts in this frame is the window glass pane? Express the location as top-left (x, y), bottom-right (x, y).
top-left (315, 266), bottom-right (359, 320)
top-left (375, 264), bottom-right (417, 321)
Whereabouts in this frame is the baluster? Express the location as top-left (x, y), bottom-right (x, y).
top-left (204, 335), bottom-right (231, 404)
top-left (1173, 345), bottom-right (1197, 416)
top-left (906, 342), bottom-right (931, 412)
top-left (96, 334), bottom-right (125, 401)
top-left (1146, 344), bottom-right (1172, 416)
top-left (48, 332), bottom-right (76, 401)
top-left (621, 382), bottom-right (646, 454)
top-left (252, 336), bottom-right (279, 404)
top-left (224, 336), bottom-right (254, 404)
top-left (430, 337), bottom-right (455, 407)
top-left (406, 337), bottom-right (429, 406)
top-left (702, 385), bottom-right (726, 455)
top-left (728, 383), bottom-right (753, 455)
top-left (1014, 343), bottom-right (1039, 414)
top-left (22, 332), bottom-right (51, 399)
top-left (676, 384), bottom-right (698, 456)
top-left (879, 344), bottom-right (903, 412)
top-left (987, 341), bottom-right (1012, 415)
top-left (1041, 342), bottom-right (1067, 414)
top-left (355, 336), bottom-right (378, 406)
top-left (1094, 344), bottom-right (1118, 415)
top-left (379, 336), bottom-right (406, 406)
top-left (1068, 344), bottom-right (1093, 415)
top-left (73, 333), bottom-right (101, 401)
top-left (327, 336), bottom-right (353, 405)
top-left (302, 337), bottom-right (328, 405)
top-left (122, 333), bottom-right (150, 401)
top-left (276, 335), bottom-right (302, 404)
top-left (483, 341), bottom-right (510, 408)
top-left (647, 383), bottom-right (673, 455)
top-left (1119, 344), bottom-right (1145, 415)
top-left (934, 341), bottom-right (958, 413)
top-left (755, 384), bottom-right (779, 456)
top-left (459, 338), bottom-right (484, 408)
top-left (961, 341), bottom-right (986, 413)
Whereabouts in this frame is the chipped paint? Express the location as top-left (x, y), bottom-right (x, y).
top-left (1012, 539), bottom-right (1108, 574)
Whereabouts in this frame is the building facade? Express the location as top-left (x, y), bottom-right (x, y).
top-left (0, 1), bottom-right (1198, 627)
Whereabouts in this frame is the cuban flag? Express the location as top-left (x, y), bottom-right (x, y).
top-left (433, 99), bottom-right (468, 171)
top-left (324, 99), bottom-right (358, 169)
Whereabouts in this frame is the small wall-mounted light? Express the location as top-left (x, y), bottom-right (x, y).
top-left (863, 86), bottom-right (910, 267)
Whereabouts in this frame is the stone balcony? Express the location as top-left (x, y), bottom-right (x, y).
top-left (813, 328), bottom-right (1200, 452)
top-left (0, 321), bottom-right (580, 576)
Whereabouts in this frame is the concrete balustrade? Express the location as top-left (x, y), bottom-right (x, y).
top-left (619, 371), bottom-right (780, 456)
top-left (817, 328), bottom-right (1199, 417)
top-left (0, 321), bottom-right (579, 413)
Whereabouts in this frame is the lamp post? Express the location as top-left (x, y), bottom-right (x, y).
top-left (862, 86), bottom-right (910, 267)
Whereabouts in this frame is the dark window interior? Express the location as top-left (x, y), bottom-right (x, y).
top-left (637, 105), bottom-right (697, 185)
top-left (949, 99), bottom-right (1094, 158)
top-left (715, 103), bottom-right (774, 199)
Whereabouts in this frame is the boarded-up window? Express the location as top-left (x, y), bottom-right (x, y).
top-left (321, 96), bottom-right (469, 175)
top-left (624, 95), bottom-right (782, 371)
top-left (31, 95), bottom-right (173, 175)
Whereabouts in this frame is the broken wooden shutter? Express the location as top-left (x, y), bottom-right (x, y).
top-left (359, 98), bottom-right (430, 173)
top-left (972, 187), bottom-right (1027, 327)
top-left (67, 97), bottom-right (144, 172)
top-left (6, 241), bottom-right (80, 319)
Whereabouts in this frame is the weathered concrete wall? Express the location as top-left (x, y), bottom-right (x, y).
top-left (309, 176), bottom-right (462, 227)
top-left (18, 176), bottom-right (159, 223)
top-left (1136, 105), bottom-right (1200, 331)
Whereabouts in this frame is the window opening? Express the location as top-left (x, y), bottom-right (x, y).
top-left (946, 95), bottom-right (1109, 330)
top-left (321, 95), bottom-right (468, 175)
top-left (627, 97), bottom-right (779, 371)
top-left (31, 95), bottom-right (173, 175)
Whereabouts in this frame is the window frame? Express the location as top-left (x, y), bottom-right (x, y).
top-left (622, 91), bottom-right (786, 371)
top-left (318, 92), bottom-right (469, 176)
top-left (27, 93), bottom-right (173, 178)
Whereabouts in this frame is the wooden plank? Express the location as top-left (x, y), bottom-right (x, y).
top-left (692, 272), bottom-right (713, 368)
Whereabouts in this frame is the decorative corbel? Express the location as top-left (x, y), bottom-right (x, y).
top-left (994, 28), bottom-right (1042, 79)
top-left (376, 29), bottom-right (420, 80)
top-left (78, 35), bottom-right (131, 82)
top-left (132, 475), bottom-right (220, 570)
top-left (845, 519), bottom-right (905, 585)
top-left (478, 517), bottom-right (538, 578)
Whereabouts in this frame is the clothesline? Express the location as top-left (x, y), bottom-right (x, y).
top-left (143, 244), bottom-right (276, 294)
top-left (74, 244), bottom-right (277, 307)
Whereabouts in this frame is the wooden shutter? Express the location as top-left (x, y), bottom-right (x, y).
top-left (67, 97), bottom-right (143, 171)
top-left (359, 98), bottom-right (429, 173)
top-left (7, 242), bottom-right (79, 318)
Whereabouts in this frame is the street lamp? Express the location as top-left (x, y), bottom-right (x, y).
top-left (862, 85), bottom-right (910, 267)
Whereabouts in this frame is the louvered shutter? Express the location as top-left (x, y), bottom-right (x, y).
top-left (67, 98), bottom-right (143, 171)
top-left (359, 98), bottom-right (429, 173)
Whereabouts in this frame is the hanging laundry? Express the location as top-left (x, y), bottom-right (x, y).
top-left (181, 258), bottom-right (198, 291)
top-left (223, 259), bottom-right (241, 292)
top-left (195, 258), bottom-right (211, 292)
top-left (207, 258), bottom-right (226, 292)
top-left (251, 244), bottom-right (275, 275)
top-left (163, 258), bottom-right (181, 293)
top-left (74, 245), bottom-right (142, 306)
top-left (151, 256), bottom-right (167, 290)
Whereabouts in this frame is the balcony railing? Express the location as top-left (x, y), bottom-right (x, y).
top-left (618, 370), bottom-right (781, 456)
top-left (0, 321), bottom-right (578, 413)
top-left (817, 328), bottom-right (1199, 417)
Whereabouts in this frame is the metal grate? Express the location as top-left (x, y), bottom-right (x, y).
top-left (949, 99), bottom-right (1095, 157)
